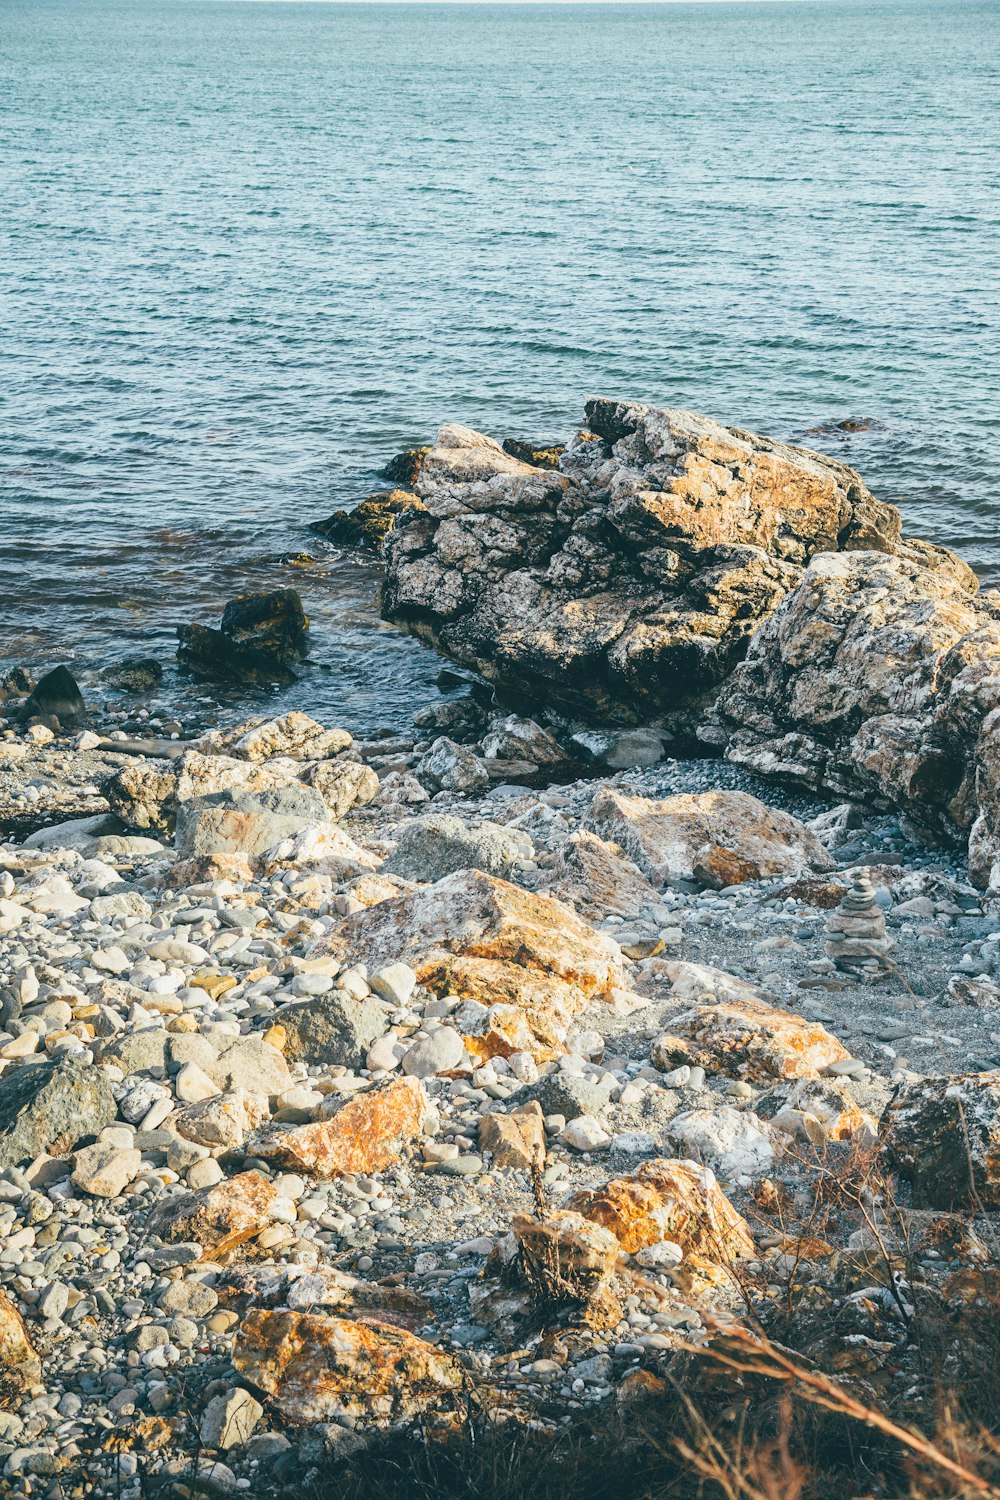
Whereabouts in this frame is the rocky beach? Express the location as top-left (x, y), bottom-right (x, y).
top-left (4, 402), bottom-right (1000, 1500)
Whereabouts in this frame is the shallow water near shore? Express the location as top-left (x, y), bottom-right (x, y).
top-left (2, 0), bottom-right (998, 731)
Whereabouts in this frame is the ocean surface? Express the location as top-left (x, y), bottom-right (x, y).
top-left (2, 0), bottom-right (998, 733)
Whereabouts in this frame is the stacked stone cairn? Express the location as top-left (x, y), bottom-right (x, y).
top-left (825, 871), bottom-right (894, 971)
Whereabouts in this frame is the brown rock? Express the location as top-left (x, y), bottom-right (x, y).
top-left (147, 1170), bottom-right (278, 1256)
top-left (248, 1076), bottom-right (426, 1178)
top-left (479, 1101), bottom-right (546, 1170)
top-left (881, 1071), bottom-right (1000, 1209)
top-left (232, 1310), bottom-right (461, 1424)
top-left (570, 1158), bottom-right (754, 1289)
top-left (543, 829), bottom-right (660, 921)
top-left (513, 1210), bottom-right (621, 1313)
top-left (382, 402), bottom-right (909, 730)
top-left (653, 995), bottom-right (850, 1082)
top-left (585, 787), bottom-right (834, 888)
top-left (0, 1289), bottom-right (41, 1398)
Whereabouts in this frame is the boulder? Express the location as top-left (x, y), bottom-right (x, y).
top-left (652, 995), bottom-right (850, 1082)
top-left (311, 489), bottom-right (425, 551)
top-left (0, 1059), bottom-right (118, 1169)
top-left (278, 993), bottom-right (389, 1069)
top-left (194, 712), bottom-right (352, 764)
top-left (232, 1311), bottom-right (461, 1424)
top-left (102, 657), bottom-right (163, 693)
top-left (304, 758), bottom-right (380, 819)
top-left (314, 869), bottom-right (625, 1056)
top-left (513, 1211), bottom-right (620, 1312)
top-left (382, 813), bottom-right (533, 882)
top-left (415, 736), bottom-right (489, 794)
top-left (174, 1089), bottom-right (270, 1150)
top-left (19, 665), bottom-right (86, 727)
top-left (881, 1072), bottom-right (1000, 1209)
top-left (381, 402), bottom-right (918, 732)
top-left (0, 1290), bottom-right (41, 1399)
top-left (479, 1101), bottom-right (546, 1171)
top-left (570, 1158), bottom-right (754, 1289)
top-left (755, 1077), bottom-right (876, 1143)
top-left (147, 1170), bottom-right (278, 1256)
top-left (248, 1076), bottom-right (426, 1177)
top-left (706, 551), bottom-right (1000, 885)
top-left (71, 1142), bottom-right (142, 1198)
top-left (175, 785), bottom-right (328, 858)
top-left (543, 829), bottom-right (660, 921)
top-left (585, 787), bottom-right (834, 889)
top-left (668, 1107), bottom-right (776, 1181)
top-left (178, 589), bottom-right (308, 685)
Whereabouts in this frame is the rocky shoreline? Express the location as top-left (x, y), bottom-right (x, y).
top-left (4, 404), bottom-right (1000, 1499)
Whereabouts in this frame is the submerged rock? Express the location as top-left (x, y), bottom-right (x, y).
top-left (312, 489), bottom-right (425, 551)
top-left (381, 402), bottom-right (925, 733)
top-left (178, 589), bottom-right (308, 685)
top-left (18, 665), bottom-right (86, 728)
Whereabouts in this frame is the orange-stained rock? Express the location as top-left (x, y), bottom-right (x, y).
top-left (147, 1170), bottom-right (278, 1257)
top-left (756, 1077), bottom-right (876, 1143)
top-left (248, 1076), bottom-right (426, 1178)
top-left (479, 1101), bottom-right (546, 1171)
top-left (316, 868), bottom-right (624, 995)
top-left (653, 995), bottom-right (850, 1082)
top-left (570, 1158), bottom-right (754, 1291)
top-left (0, 1289), bottom-right (41, 1398)
top-left (585, 787), bottom-right (835, 889)
top-left (513, 1211), bottom-right (620, 1307)
top-left (431, 958), bottom-right (576, 1060)
top-left (232, 1310), bottom-right (461, 1423)
top-left (313, 870), bottom-right (624, 1058)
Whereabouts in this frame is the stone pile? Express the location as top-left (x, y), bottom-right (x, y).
top-left (824, 872), bottom-right (894, 970)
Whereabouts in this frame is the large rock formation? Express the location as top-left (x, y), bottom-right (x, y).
top-left (704, 551), bottom-right (1000, 884)
top-left (381, 400), bottom-right (941, 735)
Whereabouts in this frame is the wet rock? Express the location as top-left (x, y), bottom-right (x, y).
top-left (232, 1311), bottom-right (461, 1424)
top-left (881, 1071), bottom-right (1000, 1209)
top-left (19, 665), bottom-right (86, 728)
top-left (0, 1291), bottom-right (41, 1400)
top-left (571, 1158), bottom-right (754, 1289)
top-left (102, 657), bottom-right (163, 693)
top-left (380, 445), bottom-right (430, 487)
top-left (382, 813), bottom-right (532, 882)
top-left (248, 1076), bottom-right (426, 1178)
top-left (178, 589), bottom-right (308, 685)
top-left (278, 993), bottom-right (389, 1069)
top-left (653, 994), bottom-right (849, 1082)
top-left (0, 1059), bottom-right (118, 1169)
top-left (501, 437), bottom-right (565, 471)
top-left (382, 402), bottom-right (910, 729)
top-left (585, 787), bottom-right (834, 889)
top-left (148, 1170), bottom-right (278, 1256)
top-left (570, 728), bottom-right (665, 770)
top-left (174, 785), bottom-right (328, 858)
top-left (311, 490), bottom-right (425, 551)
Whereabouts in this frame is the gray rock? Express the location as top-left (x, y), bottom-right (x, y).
top-left (383, 813), bottom-right (533, 882)
top-left (277, 993), bottom-right (389, 1069)
top-left (571, 729), bottom-right (665, 769)
top-left (523, 1069), bottom-right (616, 1122)
top-left (401, 1026), bottom-right (468, 1079)
top-left (98, 1028), bottom-right (168, 1076)
top-left (174, 785), bottom-right (327, 858)
top-left (0, 1060), bottom-right (118, 1169)
top-left (415, 737), bottom-right (489, 794)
